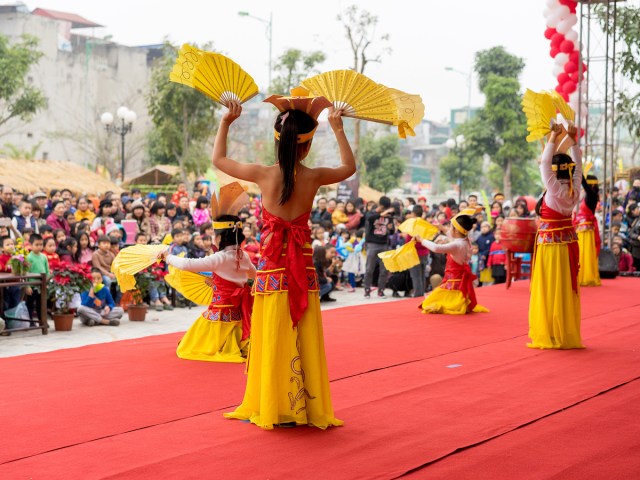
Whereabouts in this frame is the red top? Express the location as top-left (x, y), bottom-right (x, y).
top-left (439, 256), bottom-right (480, 312)
top-left (0, 253), bottom-right (11, 272)
top-left (574, 198), bottom-right (601, 255)
top-left (487, 241), bottom-right (506, 267)
top-left (537, 200), bottom-right (580, 292)
top-left (259, 207), bottom-right (314, 328)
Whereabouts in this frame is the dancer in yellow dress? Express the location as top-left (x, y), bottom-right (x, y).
top-left (574, 174), bottom-right (601, 286)
top-left (416, 209), bottom-right (489, 315)
top-left (162, 211), bottom-right (256, 363)
top-left (213, 88), bottom-right (355, 429)
top-left (528, 123), bottom-right (584, 349)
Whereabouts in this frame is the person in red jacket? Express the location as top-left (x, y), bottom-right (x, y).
top-left (612, 243), bottom-right (635, 273)
top-left (487, 229), bottom-right (507, 284)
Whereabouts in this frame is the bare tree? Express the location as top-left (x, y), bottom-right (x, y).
top-left (338, 5), bottom-right (391, 170)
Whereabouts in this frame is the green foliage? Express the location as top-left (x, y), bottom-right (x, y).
top-left (486, 160), bottom-right (542, 197)
top-left (0, 141), bottom-right (42, 160)
top-left (474, 46), bottom-right (525, 93)
top-left (270, 48), bottom-right (326, 95)
top-left (146, 42), bottom-right (217, 181)
top-left (598, 5), bottom-right (640, 153)
top-left (453, 46), bottom-right (535, 198)
top-left (0, 34), bottom-right (47, 133)
top-left (439, 152), bottom-right (483, 193)
top-left (360, 133), bottom-right (405, 193)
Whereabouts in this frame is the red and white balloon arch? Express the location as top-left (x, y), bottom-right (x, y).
top-left (542, 0), bottom-right (587, 136)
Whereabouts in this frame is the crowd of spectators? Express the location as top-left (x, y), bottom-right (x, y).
top-left (0, 176), bottom-right (638, 331)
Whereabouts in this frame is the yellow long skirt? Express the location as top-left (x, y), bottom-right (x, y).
top-left (176, 318), bottom-right (247, 363)
top-left (528, 244), bottom-right (584, 349)
top-left (577, 229), bottom-right (601, 287)
top-left (224, 292), bottom-right (343, 429)
top-left (420, 287), bottom-right (489, 315)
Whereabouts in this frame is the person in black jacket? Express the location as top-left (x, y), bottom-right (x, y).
top-left (311, 197), bottom-right (333, 227)
top-left (363, 196), bottom-right (394, 298)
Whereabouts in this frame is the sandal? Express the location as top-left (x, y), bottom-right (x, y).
top-left (109, 319), bottom-right (120, 326)
top-left (154, 303), bottom-right (163, 312)
top-left (163, 304), bottom-right (174, 311)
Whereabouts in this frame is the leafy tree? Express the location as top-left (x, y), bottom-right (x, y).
top-left (0, 34), bottom-right (47, 135)
top-left (598, 5), bottom-right (640, 164)
top-left (338, 5), bottom-right (391, 171)
top-left (146, 42), bottom-right (217, 185)
top-left (439, 120), bottom-right (487, 195)
top-left (452, 46), bottom-right (536, 200)
top-left (360, 133), bottom-right (405, 193)
top-left (270, 48), bottom-right (326, 95)
top-left (486, 160), bottom-right (543, 197)
top-left (0, 141), bottom-right (42, 160)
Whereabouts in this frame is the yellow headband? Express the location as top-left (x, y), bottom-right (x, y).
top-left (551, 163), bottom-right (576, 197)
top-left (273, 125), bottom-right (318, 144)
top-left (212, 221), bottom-right (242, 230)
top-left (451, 217), bottom-right (469, 236)
top-left (586, 178), bottom-right (599, 185)
top-left (450, 208), bottom-right (476, 236)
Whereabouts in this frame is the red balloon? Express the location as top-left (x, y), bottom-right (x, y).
top-left (564, 61), bottom-right (578, 73)
top-left (569, 51), bottom-right (580, 63)
top-left (550, 47), bottom-right (560, 58)
top-left (544, 27), bottom-right (557, 40)
top-left (562, 92), bottom-right (570, 101)
top-left (560, 40), bottom-right (574, 53)
top-left (563, 81), bottom-right (577, 94)
top-left (568, 70), bottom-right (584, 82)
top-left (557, 72), bottom-right (570, 84)
top-left (580, 128), bottom-right (585, 138)
top-left (555, 84), bottom-right (564, 93)
top-left (551, 33), bottom-right (564, 47)
top-left (582, 62), bottom-right (588, 72)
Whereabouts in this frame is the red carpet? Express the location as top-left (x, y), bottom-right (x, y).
top-left (1, 278), bottom-right (639, 479)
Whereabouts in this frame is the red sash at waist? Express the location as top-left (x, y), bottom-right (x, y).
top-left (207, 273), bottom-right (253, 341)
top-left (440, 256), bottom-right (479, 312)
top-left (535, 201), bottom-right (580, 292)
top-left (259, 207), bottom-right (313, 328)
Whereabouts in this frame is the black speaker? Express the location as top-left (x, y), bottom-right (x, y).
top-left (598, 248), bottom-right (619, 279)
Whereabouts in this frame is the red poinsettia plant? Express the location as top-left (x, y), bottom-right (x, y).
top-left (131, 264), bottom-right (168, 305)
top-left (47, 261), bottom-right (93, 314)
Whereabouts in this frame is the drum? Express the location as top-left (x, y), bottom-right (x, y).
top-left (500, 217), bottom-right (538, 253)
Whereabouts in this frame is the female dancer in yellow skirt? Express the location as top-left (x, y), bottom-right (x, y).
top-left (162, 211), bottom-right (256, 363)
top-left (528, 123), bottom-right (584, 349)
top-left (212, 88), bottom-right (355, 429)
top-left (574, 174), bottom-right (601, 286)
top-left (416, 209), bottom-right (489, 315)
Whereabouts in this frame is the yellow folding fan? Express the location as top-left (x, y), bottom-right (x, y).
top-left (522, 89), bottom-right (557, 143)
top-left (169, 44), bottom-right (259, 107)
top-left (377, 241), bottom-right (420, 273)
top-left (388, 88), bottom-right (425, 139)
top-left (299, 70), bottom-right (394, 121)
top-left (165, 265), bottom-right (213, 306)
top-left (548, 91), bottom-right (575, 123)
top-left (111, 244), bottom-right (169, 292)
top-left (398, 218), bottom-right (439, 241)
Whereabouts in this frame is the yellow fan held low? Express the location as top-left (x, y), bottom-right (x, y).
top-left (377, 241), bottom-right (420, 273)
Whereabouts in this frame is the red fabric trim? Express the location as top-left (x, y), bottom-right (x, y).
top-left (441, 257), bottom-right (479, 312)
top-left (209, 273), bottom-right (253, 341)
top-left (574, 199), bottom-right (601, 255)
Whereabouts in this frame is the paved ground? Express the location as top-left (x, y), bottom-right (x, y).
top-left (0, 288), bottom-right (407, 358)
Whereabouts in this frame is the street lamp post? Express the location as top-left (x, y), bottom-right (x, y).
top-left (238, 11), bottom-right (273, 89)
top-left (101, 106), bottom-right (136, 182)
top-left (446, 134), bottom-right (466, 203)
top-left (445, 66), bottom-right (473, 123)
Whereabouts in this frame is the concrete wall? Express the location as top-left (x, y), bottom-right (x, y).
top-left (0, 11), bottom-right (152, 180)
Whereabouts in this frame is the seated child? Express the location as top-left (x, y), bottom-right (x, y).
top-left (78, 268), bottom-right (124, 326)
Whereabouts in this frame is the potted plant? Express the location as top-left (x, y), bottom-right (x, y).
top-left (48, 262), bottom-right (92, 331)
top-left (127, 268), bottom-right (156, 321)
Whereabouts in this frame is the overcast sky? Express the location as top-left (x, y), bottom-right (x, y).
top-left (22, 0), bottom-right (607, 122)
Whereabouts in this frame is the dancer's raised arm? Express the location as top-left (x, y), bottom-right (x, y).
top-left (309, 107), bottom-right (356, 186)
top-left (212, 101), bottom-right (266, 183)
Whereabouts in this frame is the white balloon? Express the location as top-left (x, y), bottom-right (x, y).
top-left (557, 19), bottom-right (572, 34)
top-left (546, 12), bottom-right (561, 28)
top-left (546, 0), bottom-right (559, 8)
top-left (557, 5), bottom-right (571, 20)
top-left (543, 7), bottom-right (552, 18)
top-left (566, 14), bottom-right (578, 27)
top-left (555, 53), bottom-right (569, 65)
top-left (552, 64), bottom-right (564, 77)
top-left (565, 30), bottom-right (579, 43)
